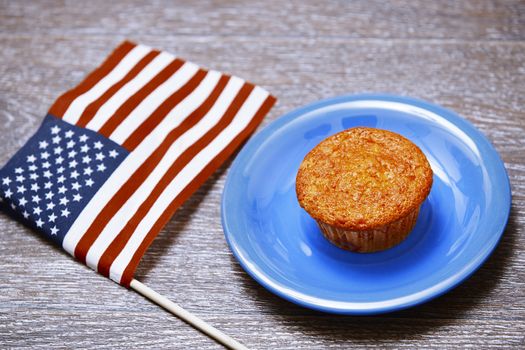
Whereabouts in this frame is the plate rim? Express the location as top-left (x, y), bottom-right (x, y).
top-left (221, 93), bottom-right (512, 315)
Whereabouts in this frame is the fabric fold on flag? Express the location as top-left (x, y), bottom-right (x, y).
top-left (0, 40), bottom-right (276, 287)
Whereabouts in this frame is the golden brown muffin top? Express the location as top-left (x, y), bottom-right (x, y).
top-left (296, 127), bottom-right (433, 230)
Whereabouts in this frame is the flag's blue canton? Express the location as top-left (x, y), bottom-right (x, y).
top-left (0, 115), bottom-right (128, 245)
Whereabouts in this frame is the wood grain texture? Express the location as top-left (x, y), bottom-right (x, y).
top-left (0, 1), bottom-right (524, 349)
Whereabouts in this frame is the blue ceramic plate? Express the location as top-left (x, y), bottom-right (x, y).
top-left (221, 94), bottom-right (511, 315)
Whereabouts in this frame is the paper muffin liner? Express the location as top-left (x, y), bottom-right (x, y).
top-left (316, 206), bottom-right (420, 253)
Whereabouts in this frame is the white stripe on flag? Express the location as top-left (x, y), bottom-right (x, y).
top-left (62, 45), bottom-right (152, 124)
top-left (109, 86), bottom-right (269, 283)
top-left (84, 71), bottom-right (230, 270)
top-left (109, 62), bottom-right (200, 144)
top-left (61, 73), bottom-right (240, 256)
top-left (85, 51), bottom-right (176, 131)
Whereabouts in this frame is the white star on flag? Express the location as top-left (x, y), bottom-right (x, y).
top-left (50, 226), bottom-right (59, 235)
top-left (48, 213), bottom-right (57, 223)
top-left (33, 207), bottom-right (42, 216)
top-left (35, 218), bottom-right (44, 227)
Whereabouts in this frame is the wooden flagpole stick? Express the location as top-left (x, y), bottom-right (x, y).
top-left (130, 279), bottom-right (248, 350)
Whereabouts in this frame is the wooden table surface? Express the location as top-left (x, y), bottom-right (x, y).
top-left (1, 1), bottom-right (524, 349)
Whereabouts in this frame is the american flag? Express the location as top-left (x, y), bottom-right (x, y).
top-left (0, 41), bottom-right (276, 287)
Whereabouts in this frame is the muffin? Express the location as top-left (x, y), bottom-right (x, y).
top-left (296, 127), bottom-right (433, 252)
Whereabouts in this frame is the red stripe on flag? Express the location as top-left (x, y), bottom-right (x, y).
top-left (122, 69), bottom-right (208, 151)
top-left (97, 58), bottom-right (185, 138)
top-left (75, 50), bottom-right (161, 127)
top-left (73, 73), bottom-right (228, 264)
top-left (97, 81), bottom-right (252, 277)
top-left (120, 94), bottom-right (277, 287)
top-left (97, 76), bottom-right (233, 276)
top-left (48, 41), bottom-right (136, 118)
